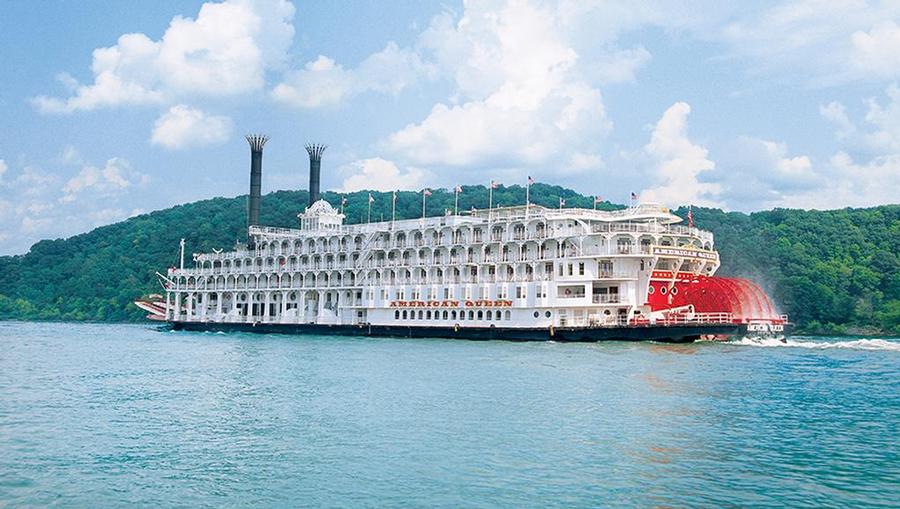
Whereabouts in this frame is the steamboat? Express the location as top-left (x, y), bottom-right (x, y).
top-left (135, 135), bottom-right (789, 342)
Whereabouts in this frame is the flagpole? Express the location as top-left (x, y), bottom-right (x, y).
top-left (525, 178), bottom-right (530, 220)
top-left (367, 195), bottom-right (372, 224)
top-left (391, 191), bottom-right (396, 229)
top-left (488, 181), bottom-right (494, 222)
top-left (454, 186), bottom-right (459, 216)
top-left (422, 190), bottom-right (426, 219)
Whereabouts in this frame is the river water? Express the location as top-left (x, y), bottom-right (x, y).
top-left (1, 321), bottom-right (898, 508)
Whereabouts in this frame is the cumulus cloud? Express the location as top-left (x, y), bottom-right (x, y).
top-left (821, 83), bottom-right (900, 153)
top-left (0, 157), bottom-right (153, 254)
top-left (851, 21), bottom-right (900, 77)
top-left (61, 158), bottom-right (149, 202)
top-left (0, 159), bottom-right (7, 183)
top-left (720, 1), bottom-right (900, 83)
top-left (640, 102), bottom-right (721, 207)
top-left (337, 158), bottom-right (425, 192)
top-left (272, 42), bottom-right (434, 108)
top-left (382, 0), bottom-right (612, 174)
top-left (151, 105), bottom-right (233, 149)
top-left (31, 0), bottom-right (295, 113)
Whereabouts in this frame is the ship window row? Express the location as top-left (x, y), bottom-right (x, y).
top-left (394, 309), bottom-right (512, 322)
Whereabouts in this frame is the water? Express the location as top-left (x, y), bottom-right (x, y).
top-left (1, 322), bottom-right (898, 508)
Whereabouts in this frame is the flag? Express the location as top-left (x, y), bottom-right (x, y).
top-left (631, 192), bottom-right (638, 200)
top-left (687, 205), bottom-right (694, 227)
top-left (368, 193), bottom-right (374, 203)
top-left (491, 180), bottom-right (499, 189)
top-left (423, 189), bottom-right (432, 197)
top-left (341, 197), bottom-right (348, 205)
top-left (559, 197), bottom-right (566, 207)
top-left (527, 176), bottom-right (534, 185)
top-left (455, 185), bottom-right (462, 193)
top-left (594, 196), bottom-right (603, 204)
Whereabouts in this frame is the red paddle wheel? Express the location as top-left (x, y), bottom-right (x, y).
top-left (646, 275), bottom-right (784, 324)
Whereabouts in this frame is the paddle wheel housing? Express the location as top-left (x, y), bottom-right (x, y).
top-left (646, 275), bottom-right (786, 325)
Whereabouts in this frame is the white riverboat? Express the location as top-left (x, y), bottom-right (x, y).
top-left (136, 135), bottom-right (788, 342)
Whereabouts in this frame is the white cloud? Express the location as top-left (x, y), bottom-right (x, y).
top-left (337, 158), bottom-right (425, 192)
top-left (0, 159), bottom-right (7, 183)
top-left (32, 0), bottom-right (295, 113)
top-left (61, 158), bottom-right (148, 202)
top-left (640, 102), bottom-right (721, 207)
top-left (851, 21), bottom-right (900, 77)
top-left (821, 83), bottom-right (900, 153)
top-left (0, 157), bottom-right (154, 254)
top-left (713, 136), bottom-right (819, 210)
top-left (819, 101), bottom-right (856, 140)
top-left (271, 42), bottom-right (434, 108)
top-left (383, 0), bottom-right (612, 175)
top-left (719, 1), bottom-right (900, 83)
top-left (151, 105), bottom-right (233, 149)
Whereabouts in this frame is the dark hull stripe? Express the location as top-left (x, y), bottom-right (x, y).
top-left (167, 321), bottom-right (767, 343)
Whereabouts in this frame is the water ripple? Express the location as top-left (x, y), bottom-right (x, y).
top-left (0, 322), bottom-right (898, 508)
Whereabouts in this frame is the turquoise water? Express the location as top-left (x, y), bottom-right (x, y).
top-left (1, 322), bottom-right (898, 508)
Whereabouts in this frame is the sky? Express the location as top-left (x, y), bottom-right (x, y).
top-left (1, 0), bottom-right (899, 255)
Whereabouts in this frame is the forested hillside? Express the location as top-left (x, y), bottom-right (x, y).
top-left (0, 184), bottom-right (897, 334)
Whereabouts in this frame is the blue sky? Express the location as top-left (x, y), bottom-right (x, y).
top-left (1, 0), bottom-right (899, 254)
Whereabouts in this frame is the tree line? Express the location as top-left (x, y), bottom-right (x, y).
top-left (0, 183), bottom-right (897, 335)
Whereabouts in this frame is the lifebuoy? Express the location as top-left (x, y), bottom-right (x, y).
top-left (565, 288), bottom-right (572, 296)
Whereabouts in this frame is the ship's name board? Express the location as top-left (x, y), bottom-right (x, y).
top-left (390, 300), bottom-right (513, 308)
top-left (652, 246), bottom-right (718, 260)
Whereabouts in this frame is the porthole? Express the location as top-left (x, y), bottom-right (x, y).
top-left (545, 311), bottom-right (552, 318)
top-left (604, 310), bottom-right (611, 315)
top-left (660, 286), bottom-right (668, 295)
top-left (671, 287), bottom-right (679, 295)
top-left (648, 285), bottom-right (655, 295)
top-left (533, 311), bottom-right (540, 318)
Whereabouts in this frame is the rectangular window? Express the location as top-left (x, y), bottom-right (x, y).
top-left (568, 264), bottom-right (574, 276)
top-left (498, 287), bottom-right (507, 299)
top-left (516, 286), bottom-right (525, 299)
top-left (578, 262), bottom-right (585, 275)
top-left (443, 288), bottom-right (450, 299)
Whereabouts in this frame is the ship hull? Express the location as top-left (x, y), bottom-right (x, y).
top-left (167, 321), bottom-right (775, 343)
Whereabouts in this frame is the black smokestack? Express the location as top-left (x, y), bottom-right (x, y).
top-left (306, 143), bottom-right (327, 207)
top-left (246, 134), bottom-right (268, 228)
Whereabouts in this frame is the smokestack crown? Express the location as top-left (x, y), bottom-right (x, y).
top-left (246, 134), bottom-right (269, 152)
top-left (305, 143), bottom-right (327, 161)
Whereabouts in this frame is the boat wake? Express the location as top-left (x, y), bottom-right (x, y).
top-left (734, 336), bottom-right (900, 352)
